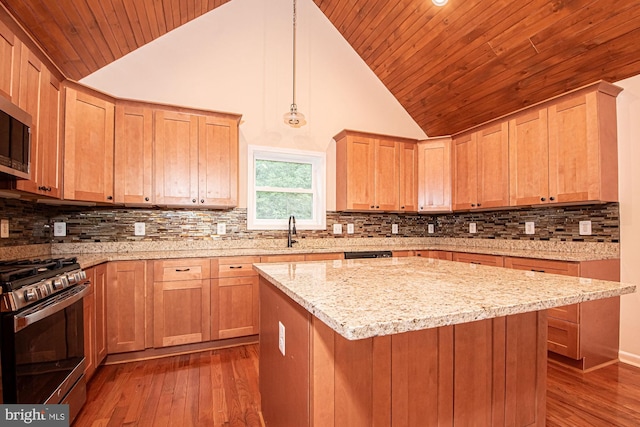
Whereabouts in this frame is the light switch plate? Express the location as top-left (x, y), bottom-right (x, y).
top-left (428, 224), bottom-right (435, 234)
top-left (347, 223), bottom-right (354, 234)
top-left (0, 219), bottom-right (8, 238)
top-left (525, 221), bottom-right (535, 235)
top-left (217, 223), bottom-right (226, 235)
top-left (278, 321), bottom-right (286, 356)
top-left (469, 223), bottom-right (477, 234)
top-left (53, 222), bottom-right (66, 237)
top-left (392, 224), bottom-right (399, 234)
top-left (134, 222), bottom-right (146, 236)
top-left (333, 223), bottom-right (343, 234)
top-left (579, 220), bottom-right (592, 236)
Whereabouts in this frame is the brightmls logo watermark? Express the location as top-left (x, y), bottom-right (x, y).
top-left (1, 405), bottom-right (69, 426)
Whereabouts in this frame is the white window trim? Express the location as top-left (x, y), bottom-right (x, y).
top-left (247, 145), bottom-right (326, 230)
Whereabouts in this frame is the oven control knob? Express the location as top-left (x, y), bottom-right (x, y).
top-left (39, 284), bottom-right (50, 297)
top-left (24, 288), bottom-right (38, 302)
top-left (52, 279), bottom-right (64, 290)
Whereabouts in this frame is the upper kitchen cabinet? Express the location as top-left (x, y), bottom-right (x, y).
top-left (154, 110), bottom-right (240, 208)
top-left (336, 130), bottom-right (417, 212)
top-left (452, 122), bottom-right (509, 210)
top-left (114, 102), bottom-right (153, 205)
top-left (0, 19), bottom-right (21, 103)
top-left (398, 141), bottom-right (418, 212)
top-left (510, 81), bottom-right (622, 206)
top-left (63, 85), bottom-right (115, 203)
top-left (417, 137), bottom-right (452, 213)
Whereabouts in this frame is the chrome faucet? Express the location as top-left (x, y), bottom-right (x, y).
top-left (287, 215), bottom-right (297, 247)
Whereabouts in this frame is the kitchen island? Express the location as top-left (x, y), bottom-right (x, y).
top-left (253, 257), bottom-right (635, 427)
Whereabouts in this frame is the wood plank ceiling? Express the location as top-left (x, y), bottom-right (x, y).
top-left (2, 0), bottom-right (640, 136)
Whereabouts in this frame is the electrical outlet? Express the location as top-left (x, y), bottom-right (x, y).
top-left (134, 222), bottom-right (146, 236)
top-left (53, 222), bottom-right (66, 237)
top-left (278, 321), bottom-right (286, 356)
top-left (0, 219), bottom-right (8, 238)
top-left (217, 222), bottom-right (226, 235)
top-left (333, 223), bottom-right (343, 234)
top-left (392, 224), bottom-right (399, 234)
top-left (469, 222), bottom-right (477, 234)
top-left (525, 221), bottom-right (535, 235)
top-left (428, 224), bottom-right (435, 234)
top-left (347, 223), bottom-right (354, 234)
top-left (579, 220), bottom-right (592, 236)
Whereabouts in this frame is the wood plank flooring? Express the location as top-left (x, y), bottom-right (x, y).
top-left (74, 344), bottom-right (640, 426)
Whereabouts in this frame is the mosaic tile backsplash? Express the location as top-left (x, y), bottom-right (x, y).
top-left (0, 198), bottom-right (619, 247)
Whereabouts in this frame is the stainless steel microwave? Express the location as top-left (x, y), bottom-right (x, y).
top-left (0, 96), bottom-right (31, 180)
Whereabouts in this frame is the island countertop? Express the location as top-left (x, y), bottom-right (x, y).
top-left (253, 257), bottom-right (636, 340)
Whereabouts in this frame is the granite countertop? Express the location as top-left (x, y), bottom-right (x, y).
top-left (253, 257), bottom-right (636, 341)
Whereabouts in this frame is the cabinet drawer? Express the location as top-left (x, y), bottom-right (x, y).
top-left (504, 257), bottom-right (580, 276)
top-left (216, 256), bottom-right (260, 278)
top-left (451, 252), bottom-right (504, 267)
top-left (548, 303), bottom-right (579, 323)
top-left (153, 258), bottom-right (211, 281)
top-left (548, 317), bottom-right (580, 359)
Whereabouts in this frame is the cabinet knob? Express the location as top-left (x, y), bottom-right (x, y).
top-left (541, 197), bottom-right (546, 202)
top-left (145, 197), bottom-right (149, 202)
top-left (471, 203), bottom-right (476, 207)
top-left (550, 197), bottom-right (555, 201)
top-left (200, 199), bottom-right (205, 204)
top-left (370, 205), bottom-right (375, 208)
top-left (192, 199), bottom-right (197, 203)
top-left (376, 205), bottom-right (380, 209)
top-left (46, 187), bottom-right (52, 191)
top-left (107, 195), bottom-right (113, 200)
top-left (400, 205), bottom-right (405, 209)
top-left (420, 206), bottom-right (423, 210)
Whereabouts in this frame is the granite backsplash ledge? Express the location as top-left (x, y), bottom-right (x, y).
top-left (0, 198), bottom-right (620, 248)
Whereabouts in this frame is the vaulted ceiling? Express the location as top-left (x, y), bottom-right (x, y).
top-left (2, 0), bottom-right (640, 136)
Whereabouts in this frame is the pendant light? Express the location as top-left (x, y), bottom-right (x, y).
top-left (432, 0), bottom-right (448, 5)
top-left (283, 0), bottom-right (307, 128)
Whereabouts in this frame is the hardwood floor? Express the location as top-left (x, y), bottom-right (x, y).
top-left (75, 344), bottom-right (640, 426)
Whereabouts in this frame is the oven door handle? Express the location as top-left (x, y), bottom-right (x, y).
top-left (13, 284), bottom-right (90, 333)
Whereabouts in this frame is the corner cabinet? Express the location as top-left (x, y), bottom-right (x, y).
top-left (63, 85), bottom-right (115, 203)
top-left (417, 137), bottom-right (452, 213)
top-left (509, 81), bottom-right (622, 206)
top-left (335, 130), bottom-right (417, 212)
top-left (154, 110), bottom-right (239, 208)
top-left (452, 121), bottom-right (509, 210)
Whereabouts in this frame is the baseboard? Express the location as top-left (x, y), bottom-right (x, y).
top-left (618, 350), bottom-right (640, 368)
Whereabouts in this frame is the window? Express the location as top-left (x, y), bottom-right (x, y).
top-left (247, 146), bottom-right (326, 230)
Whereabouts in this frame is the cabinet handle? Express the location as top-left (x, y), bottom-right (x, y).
top-left (47, 187), bottom-right (52, 191)
top-left (541, 197), bottom-right (546, 201)
top-left (230, 266), bottom-right (243, 269)
top-left (531, 269), bottom-right (545, 273)
top-left (145, 197), bottom-right (150, 202)
top-left (470, 262), bottom-right (481, 265)
top-left (175, 268), bottom-right (191, 272)
top-left (550, 197), bottom-right (555, 201)
top-left (107, 195), bottom-right (113, 200)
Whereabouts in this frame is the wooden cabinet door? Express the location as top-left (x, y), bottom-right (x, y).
top-left (114, 104), bottom-right (153, 205)
top-left (197, 114), bottom-right (238, 207)
top-left (418, 137), bottom-right (452, 213)
top-left (398, 141), bottom-right (417, 212)
top-left (63, 87), bottom-right (115, 203)
top-left (93, 263), bottom-right (108, 365)
top-left (213, 276), bottom-right (259, 339)
top-left (336, 133), bottom-right (375, 211)
top-left (548, 89), bottom-right (618, 203)
top-left (83, 278), bottom-right (96, 379)
top-left (0, 20), bottom-right (21, 102)
top-left (476, 122), bottom-right (509, 209)
top-left (374, 139), bottom-right (400, 211)
top-left (154, 110), bottom-right (199, 206)
top-left (107, 261), bottom-right (146, 354)
top-left (452, 252), bottom-right (504, 267)
top-left (452, 132), bottom-right (477, 210)
top-left (509, 108), bottom-right (550, 206)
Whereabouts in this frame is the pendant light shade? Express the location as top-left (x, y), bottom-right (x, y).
top-left (432, 0), bottom-right (448, 5)
top-left (283, 0), bottom-right (306, 128)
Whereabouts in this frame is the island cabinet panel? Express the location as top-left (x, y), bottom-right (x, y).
top-left (503, 257), bottom-right (620, 370)
top-left (153, 258), bottom-right (211, 348)
top-left (63, 86), bottom-right (115, 203)
top-left (417, 137), bottom-right (452, 213)
top-left (106, 261), bottom-right (147, 354)
top-left (453, 122), bottom-right (509, 211)
top-left (211, 256), bottom-right (260, 340)
top-left (259, 278), bottom-right (547, 427)
top-left (114, 103), bottom-right (154, 205)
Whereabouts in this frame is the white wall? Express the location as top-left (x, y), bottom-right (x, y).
top-left (616, 74), bottom-right (640, 367)
top-left (80, 0), bottom-right (427, 210)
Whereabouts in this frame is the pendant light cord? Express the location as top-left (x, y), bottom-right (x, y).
top-left (292, 0), bottom-right (297, 107)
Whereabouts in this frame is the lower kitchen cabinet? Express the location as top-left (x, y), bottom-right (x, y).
top-left (504, 256), bottom-right (621, 370)
top-left (416, 250), bottom-right (453, 260)
top-left (106, 260), bottom-right (147, 354)
top-left (153, 258), bottom-right (211, 348)
top-left (212, 256), bottom-right (260, 340)
top-left (452, 251), bottom-right (504, 267)
top-left (83, 263), bottom-right (107, 380)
